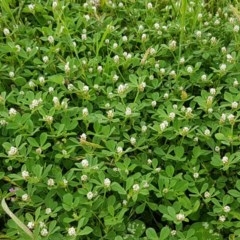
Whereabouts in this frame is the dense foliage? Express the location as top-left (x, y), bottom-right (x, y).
top-left (1, 0), bottom-right (240, 239)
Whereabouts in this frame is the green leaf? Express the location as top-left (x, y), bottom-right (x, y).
top-left (146, 228), bottom-right (158, 240)
top-left (111, 182), bottom-right (126, 195)
top-left (48, 74), bottom-right (64, 84)
top-left (159, 226), bottom-right (170, 240)
top-left (40, 132), bottom-right (48, 146)
top-left (79, 226), bottom-right (93, 236)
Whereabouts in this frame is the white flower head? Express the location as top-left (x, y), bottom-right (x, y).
top-left (130, 137), bottom-right (136, 145)
top-left (48, 36), bottom-right (54, 44)
top-left (42, 56), bottom-right (49, 63)
top-left (68, 227), bottom-right (76, 236)
top-left (125, 107), bottom-right (132, 116)
top-left (81, 174), bottom-right (88, 182)
top-left (104, 178), bottom-right (111, 188)
top-left (22, 193), bottom-right (29, 201)
top-left (28, 4), bottom-right (35, 11)
top-left (9, 108), bottom-right (17, 117)
top-left (82, 107), bottom-right (89, 117)
top-left (9, 71), bottom-right (15, 78)
top-left (81, 159), bottom-right (89, 168)
top-left (116, 146), bottom-right (123, 154)
top-left (8, 146), bottom-right (18, 156)
top-left (223, 205), bottom-right (231, 213)
top-left (3, 28), bottom-right (10, 36)
top-left (176, 213), bottom-right (185, 221)
top-left (40, 228), bottom-right (48, 237)
top-left (133, 184), bottom-right (140, 192)
top-left (222, 156), bottom-right (228, 164)
top-left (141, 125), bottom-right (147, 133)
top-left (45, 208), bottom-right (52, 214)
top-left (47, 178), bottom-right (55, 187)
top-left (219, 215), bottom-right (226, 222)
top-left (204, 191), bottom-right (211, 198)
top-left (27, 221), bottom-right (35, 229)
top-left (87, 191), bottom-right (94, 200)
top-left (22, 170), bottom-right (29, 180)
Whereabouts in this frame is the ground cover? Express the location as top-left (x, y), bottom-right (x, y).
top-left (1, 0), bottom-right (240, 239)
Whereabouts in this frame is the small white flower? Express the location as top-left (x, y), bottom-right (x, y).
top-left (141, 33), bottom-right (147, 41)
top-left (122, 35), bottom-right (128, 42)
top-left (22, 193), bottom-right (29, 201)
top-left (147, 159), bottom-right (152, 165)
top-left (169, 112), bottom-right (175, 120)
top-left (40, 228), bottom-right (48, 237)
top-left (3, 28), bottom-right (10, 36)
top-left (87, 191), bottom-right (94, 200)
top-left (22, 170), bottom-right (29, 179)
top-left (104, 178), bottom-right (111, 188)
top-left (28, 4), bottom-right (35, 11)
top-left (193, 172), bottom-right (199, 179)
top-left (210, 88), bottom-right (216, 95)
top-left (107, 109), bottom-right (114, 119)
top-left (198, 13), bottom-right (202, 20)
top-left (81, 159), bottom-right (89, 168)
top-left (47, 178), bottom-right (55, 187)
top-left (122, 199), bottom-right (128, 206)
top-left (48, 87), bottom-right (54, 93)
top-left (8, 69), bottom-right (16, 78)
top-left (147, 2), bottom-right (153, 9)
top-left (219, 215), bottom-right (226, 222)
top-left (233, 79), bottom-right (239, 87)
top-left (223, 205), bottom-right (231, 213)
top-left (160, 68), bottom-right (165, 75)
top-left (228, 114), bottom-right (235, 124)
top-left (39, 76), bottom-right (45, 84)
top-left (8, 146), bottom-right (18, 156)
top-left (133, 184), bottom-right (140, 192)
top-left (195, 30), bottom-right (202, 38)
top-left (81, 174), bottom-right (88, 181)
top-left (163, 93), bottom-right (169, 99)
top-left (0, 120), bottom-right (8, 126)
top-left (221, 47), bottom-right (227, 53)
top-left (181, 127), bottom-right (189, 136)
top-left (42, 56), bottom-right (49, 63)
top-left (48, 36), bottom-right (54, 44)
top-left (125, 107), bottom-right (132, 116)
top-left (193, 137), bottom-right (198, 142)
top-left (68, 227), bottom-right (76, 236)
top-left (117, 146), bottom-right (123, 154)
top-left (45, 208), bottom-right (52, 214)
top-left (204, 191), bottom-right (211, 198)
top-left (113, 43), bottom-right (118, 49)
top-left (180, 57), bottom-right (185, 64)
top-left (169, 40), bottom-right (177, 51)
top-left (82, 107), bottom-right (89, 117)
top-left (113, 55), bottom-right (119, 63)
top-left (44, 115), bottom-right (53, 124)
top-left (81, 33), bottom-right (87, 40)
top-left (154, 23), bottom-right (160, 30)
top-left (220, 63), bottom-right (226, 72)
top-left (169, 70), bottom-right (176, 78)
top-left (27, 221), bottom-right (34, 229)
top-left (63, 179), bottom-right (68, 187)
top-left (176, 213), bottom-right (185, 221)
top-left (97, 65), bottom-right (103, 73)
top-left (171, 230), bottom-right (177, 236)
top-left (186, 66), bottom-right (193, 73)
top-left (160, 121), bottom-right (168, 131)
top-left (113, 74), bottom-right (119, 82)
top-left (151, 101), bottom-right (157, 107)
top-left (201, 74), bottom-right (207, 81)
top-left (9, 108), bottom-right (17, 117)
top-left (155, 167), bottom-right (161, 173)
top-left (82, 85), bottom-right (89, 93)
top-left (52, 0), bottom-right (58, 8)
top-left (143, 181), bottom-right (149, 188)
top-left (138, 25), bottom-right (144, 31)
top-left (141, 125), bottom-right (147, 133)
top-left (65, 62), bottom-right (70, 73)
top-left (139, 82), bottom-right (146, 92)
top-left (231, 101), bottom-right (238, 109)
top-left (215, 146), bottom-right (220, 152)
top-left (233, 25), bottom-right (239, 33)
top-left (68, 84), bottom-right (74, 91)
top-left (80, 133), bottom-right (87, 142)
top-left (222, 156), bottom-right (229, 164)
top-left (204, 129), bottom-right (211, 136)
